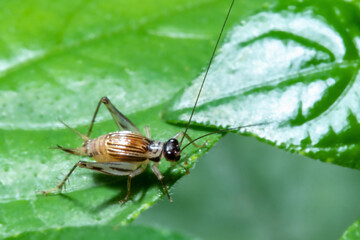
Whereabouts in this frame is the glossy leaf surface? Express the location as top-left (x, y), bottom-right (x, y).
top-left (165, 0), bottom-right (360, 169)
top-left (341, 219), bottom-right (360, 240)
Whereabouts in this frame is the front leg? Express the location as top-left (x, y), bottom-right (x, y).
top-left (151, 163), bottom-right (173, 202)
top-left (172, 131), bottom-right (205, 148)
top-left (172, 131), bottom-right (206, 167)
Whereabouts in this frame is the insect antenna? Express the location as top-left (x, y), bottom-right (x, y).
top-left (179, 0), bottom-right (235, 146)
top-left (58, 118), bottom-right (89, 141)
top-left (180, 122), bottom-right (271, 153)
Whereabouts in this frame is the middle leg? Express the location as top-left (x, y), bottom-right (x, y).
top-left (119, 164), bottom-right (147, 204)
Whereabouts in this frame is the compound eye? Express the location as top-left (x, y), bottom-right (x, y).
top-left (164, 138), bottom-right (180, 161)
top-left (166, 151), bottom-right (173, 158)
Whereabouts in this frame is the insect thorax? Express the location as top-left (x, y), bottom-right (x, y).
top-left (148, 140), bottom-right (164, 162)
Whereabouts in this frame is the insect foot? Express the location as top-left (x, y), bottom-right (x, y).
top-left (118, 198), bottom-right (128, 205)
top-left (41, 186), bottom-right (61, 196)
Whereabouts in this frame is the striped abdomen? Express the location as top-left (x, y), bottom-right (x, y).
top-left (86, 131), bottom-right (152, 163)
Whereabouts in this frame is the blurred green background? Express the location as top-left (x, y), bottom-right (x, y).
top-left (136, 134), bottom-right (360, 240)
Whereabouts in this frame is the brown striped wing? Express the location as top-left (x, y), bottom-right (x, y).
top-left (104, 131), bottom-right (150, 162)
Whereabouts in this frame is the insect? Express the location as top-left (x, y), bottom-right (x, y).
top-left (42, 0), bottom-right (260, 203)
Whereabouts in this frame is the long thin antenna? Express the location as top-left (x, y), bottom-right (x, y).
top-left (180, 122), bottom-right (271, 153)
top-left (179, 0), bottom-right (235, 146)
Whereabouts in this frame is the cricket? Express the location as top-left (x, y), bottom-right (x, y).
top-left (42, 0), bottom-right (261, 203)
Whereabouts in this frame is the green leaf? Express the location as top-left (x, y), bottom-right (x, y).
top-left (0, 0), bottom-right (268, 238)
top-left (165, 0), bottom-right (360, 169)
top-left (0, 105), bottom-right (219, 238)
top-left (4, 225), bottom-right (195, 240)
top-left (340, 219), bottom-right (360, 240)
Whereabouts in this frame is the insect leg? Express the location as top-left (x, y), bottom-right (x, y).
top-left (173, 132), bottom-right (205, 167)
top-left (171, 161), bottom-right (190, 175)
top-left (173, 132), bottom-right (204, 147)
top-left (120, 164), bottom-right (147, 204)
top-left (151, 163), bottom-right (173, 202)
top-left (77, 161), bottom-right (139, 175)
top-left (42, 161), bottom-right (80, 195)
top-left (87, 97), bottom-right (140, 137)
top-left (173, 132), bottom-right (206, 166)
top-left (144, 125), bottom-right (151, 139)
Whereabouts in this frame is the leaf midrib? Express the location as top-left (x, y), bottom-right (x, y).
top-left (170, 60), bottom-right (360, 115)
